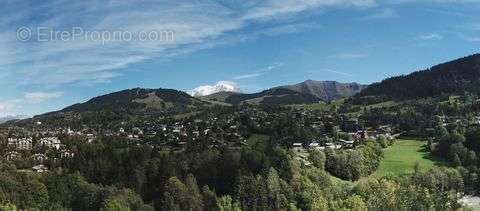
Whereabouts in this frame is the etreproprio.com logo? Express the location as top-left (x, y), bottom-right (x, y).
top-left (17, 27), bottom-right (175, 44)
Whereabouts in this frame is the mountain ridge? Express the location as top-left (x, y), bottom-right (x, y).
top-left (209, 80), bottom-right (367, 105)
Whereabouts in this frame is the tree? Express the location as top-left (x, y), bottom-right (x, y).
top-left (217, 196), bottom-right (241, 211)
top-left (466, 127), bottom-right (480, 152)
top-left (311, 195), bottom-right (328, 211)
top-left (266, 168), bottom-right (288, 210)
top-left (162, 177), bottom-right (187, 211)
top-left (466, 150), bottom-right (477, 166)
top-left (185, 174), bottom-right (203, 211)
top-left (435, 125), bottom-right (449, 140)
top-left (100, 199), bottom-right (130, 211)
top-left (308, 150), bottom-right (325, 170)
top-left (18, 177), bottom-right (49, 210)
top-left (0, 203), bottom-right (17, 211)
top-left (201, 186), bottom-right (219, 211)
top-left (342, 195), bottom-right (367, 211)
top-left (330, 195), bottom-right (367, 211)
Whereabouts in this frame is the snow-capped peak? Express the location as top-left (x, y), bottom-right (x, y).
top-left (188, 81), bottom-right (239, 97)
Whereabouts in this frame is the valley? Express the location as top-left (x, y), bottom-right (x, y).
top-left (2, 54), bottom-right (480, 210)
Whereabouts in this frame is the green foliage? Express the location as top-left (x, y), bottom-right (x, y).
top-left (309, 150), bottom-right (326, 170)
top-left (162, 175), bottom-right (204, 211)
top-left (217, 196), bottom-right (241, 211)
top-left (201, 186), bottom-right (219, 211)
top-left (325, 142), bottom-right (383, 180)
top-left (100, 199), bottom-right (130, 211)
top-left (0, 203), bottom-right (17, 211)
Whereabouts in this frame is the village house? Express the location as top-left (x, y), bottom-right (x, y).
top-left (60, 150), bottom-right (75, 158)
top-left (32, 164), bottom-right (48, 173)
top-left (325, 142), bottom-right (342, 149)
top-left (309, 142), bottom-right (325, 150)
top-left (39, 137), bottom-right (61, 149)
top-left (86, 134), bottom-right (95, 143)
top-left (31, 153), bottom-right (48, 163)
top-left (5, 151), bottom-right (20, 161)
top-left (339, 139), bottom-right (355, 148)
top-left (8, 137), bottom-right (33, 151)
top-left (292, 143), bottom-right (304, 152)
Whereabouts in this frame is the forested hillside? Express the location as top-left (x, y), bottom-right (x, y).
top-left (357, 54), bottom-right (480, 101)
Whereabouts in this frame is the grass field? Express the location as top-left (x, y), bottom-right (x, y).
top-left (373, 139), bottom-right (448, 177)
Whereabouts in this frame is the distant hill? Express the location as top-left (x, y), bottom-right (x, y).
top-left (199, 91), bottom-right (241, 102)
top-left (280, 80), bottom-right (367, 101)
top-left (5, 88), bottom-right (212, 128)
top-left (223, 88), bottom-right (321, 105)
top-left (357, 54), bottom-right (480, 101)
top-left (58, 88), bottom-right (207, 114)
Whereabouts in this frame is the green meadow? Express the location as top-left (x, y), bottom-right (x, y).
top-left (374, 139), bottom-right (448, 177)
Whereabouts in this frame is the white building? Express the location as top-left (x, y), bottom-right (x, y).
top-left (39, 137), bottom-right (61, 149)
top-left (8, 137), bottom-right (33, 150)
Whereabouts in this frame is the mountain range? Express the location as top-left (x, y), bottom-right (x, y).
top-left (5, 80), bottom-right (364, 125)
top-left (6, 53), bottom-right (480, 124)
top-left (201, 80), bottom-right (366, 105)
top-left (58, 80), bottom-right (366, 115)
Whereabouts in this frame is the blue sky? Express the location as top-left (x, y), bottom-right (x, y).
top-left (1, 0), bottom-right (480, 117)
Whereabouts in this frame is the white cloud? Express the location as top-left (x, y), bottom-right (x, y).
top-left (0, 101), bottom-right (15, 113)
top-left (0, 0), bottom-right (477, 101)
top-left (234, 73), bottom-right (266, 80)
top-left (361, 8), bottom-right (398, 20)
top-left (0, 91), bottom-right (63, 117)
top-left (464, 37), bottom-right (480, 42)
top-left (322, 69), bottom-right (354, 77)
top-left (188, 81), bottom-right (240, 97)
top-left (0, 0), bottom-right (389, 89)
top-left (331, 53), bottom-right (369, 59)
top-left (24, 91), bottom-right (63, 103)
top-left (233, 62), bottom-right (284, 80)
top-left (417, 33), bottom-right (444, 41)
top-left (243, 0), bottom-right (377, 21)
top-left (0, 99), bottom-right (22, 117)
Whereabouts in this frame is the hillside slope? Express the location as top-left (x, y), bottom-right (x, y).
top-left (281, 80), bottom-right (367, 101)
top-left (8, 88), bottom-right (211, 128)
top-left (358, 54), bottom-right (480, 100)
top-left (59, 88), bottom-right (207, 114)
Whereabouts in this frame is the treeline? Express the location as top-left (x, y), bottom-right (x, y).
top-left (0, 163), bottom-right (153, 210)
top-left (430, 120), bottom-right (480, 194)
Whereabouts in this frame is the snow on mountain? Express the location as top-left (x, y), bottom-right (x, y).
top-left (188, 81), bottom-right (240, 97)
